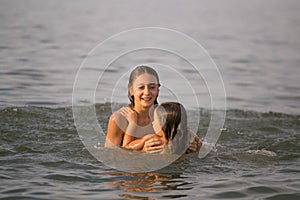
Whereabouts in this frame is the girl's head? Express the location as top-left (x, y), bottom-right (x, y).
top-left (128, 66), bottom-right (160, 109)
top-left (153, 102), bottom-right (188, 142)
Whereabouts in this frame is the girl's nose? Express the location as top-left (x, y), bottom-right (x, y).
top-left (144, 86), bottom-right (151, 94)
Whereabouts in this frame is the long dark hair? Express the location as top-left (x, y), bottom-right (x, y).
top-left (156, 102), bottom-right (188, 141)
top-left (128, 66), bottom-right (160, 108)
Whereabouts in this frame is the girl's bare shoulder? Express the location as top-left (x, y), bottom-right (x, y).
top-left (109, 108), bottom-right (129, 130)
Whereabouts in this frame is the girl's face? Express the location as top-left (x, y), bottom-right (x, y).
top-left (130, 73), bottom-right (159, 109)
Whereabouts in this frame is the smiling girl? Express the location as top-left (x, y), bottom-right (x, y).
top-left (105, 66), bottom-right (201, 153)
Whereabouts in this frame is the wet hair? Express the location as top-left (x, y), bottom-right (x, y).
top-left (156, 102), bottom-right (188, 141)
top-left (156, 102), bottom-right (189, 154)
top-left (128, 66), bottom-right (160, 108)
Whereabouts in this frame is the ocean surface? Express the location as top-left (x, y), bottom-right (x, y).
top-left (1, 0), bottom-right (299, 199)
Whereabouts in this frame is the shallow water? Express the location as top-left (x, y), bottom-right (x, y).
top-left (0, 104), bottom-right (299, 199)
top-left (1, 0), bottom-right (300, 199)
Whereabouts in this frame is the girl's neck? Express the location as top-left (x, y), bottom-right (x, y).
top-left (134, 107), bottom-right (148, 117)
top-left (133, 105), bottom-right (154, 126)
top-left (133, 104), bottom-right (154, 117)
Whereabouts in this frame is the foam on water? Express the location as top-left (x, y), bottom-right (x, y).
top-left (246, 149), bottom-right (277, 157)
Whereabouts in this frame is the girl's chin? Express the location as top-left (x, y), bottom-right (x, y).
top-left (141, 100), bottom-right (154, 107)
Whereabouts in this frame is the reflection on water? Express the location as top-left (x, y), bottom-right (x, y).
top-left (107, 172), bottom-right (189, 199)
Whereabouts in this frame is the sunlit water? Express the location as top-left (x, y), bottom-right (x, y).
top-left (1, 0), bottom-right (299, 199)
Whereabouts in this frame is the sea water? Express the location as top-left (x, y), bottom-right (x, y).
top-left (0, 105), bottom-right (299, 199)
top-left (1, 0), bottom-right (299, 199)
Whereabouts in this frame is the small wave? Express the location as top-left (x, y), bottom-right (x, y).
top-left (198, 140), bottom-right (218, 158)
top-left (246, 149), bottom-right (277, 157)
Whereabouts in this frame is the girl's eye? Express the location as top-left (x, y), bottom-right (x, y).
top-left (136, 84), bottom-right (157, 91)
top-left (150, 85), bottom-right (157, 89)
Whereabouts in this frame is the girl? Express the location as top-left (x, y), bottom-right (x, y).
top-left (105, 66), bottom-right (201, 153)
top-left (123, 102), bottom-right (202, 154)
top-left (105, 66), bottom-right (163, 152)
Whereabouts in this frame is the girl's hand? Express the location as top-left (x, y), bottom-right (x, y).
top-left (186, 135), bottom-right (202, 154)
top-left (120, 107), bottom-right (137, 124)
top-left (142, 138), bottom-right (164, 153)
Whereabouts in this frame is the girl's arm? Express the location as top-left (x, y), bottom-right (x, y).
top-left (119, 107), bottom-right (164, 153)
top-left (186, 130), bottom-right (202, 153)
top-left (123, 134), bottom-right (154, 150)
top-left (119, 107), bottom-right (138, 147)
top-left (122, 133), bottom-right (136, 147)
top-left (105, 114), bottom-right (124, 147)
top-left (123, 137), bottom-right (146, 150)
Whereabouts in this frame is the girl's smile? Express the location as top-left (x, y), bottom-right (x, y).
top-left (131, 73), bottom-right (159, 109)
